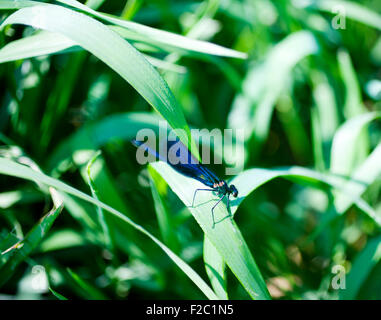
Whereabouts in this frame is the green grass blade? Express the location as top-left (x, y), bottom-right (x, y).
top-left (203, 237), bottom-right (228, 300)
top-left (311, 70), bottom-right (340, 166)
top-left (0, 4), bottom-right (193, 150)
top-left (0, 30), bottom-right (186, 73)
top-left (150, 162), bottom-right (271, 300)
top-left (338, 49), bottom-right (366, 119)
top-left (85, 151), bottom-right (113, 251)
top-left (229, 166), bottom-right (380, 225)
top-left (0, 31), bottom-right (76, 63)
top-left (39, 229), bottom-right (86, 252)
top-left (333, 143), bottom-right (381, 216)
top-left (330, 112), bottom-right (381, 176)
top-left (0, 157), bottom-right (218, 300)
top-left (339, 236), bottom-right (381, 299)
top-left (0, 191), bottom-right (63, 287)
top-left (57, 0), bottom-right (247, 59)
top-left (66, 268), bottom-right (108, 300)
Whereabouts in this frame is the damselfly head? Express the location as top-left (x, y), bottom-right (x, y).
top-left (230, 184), bottom-right (238, 198)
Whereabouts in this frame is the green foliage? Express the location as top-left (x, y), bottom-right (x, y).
top-left (0, 0), bottom-right (380, 300)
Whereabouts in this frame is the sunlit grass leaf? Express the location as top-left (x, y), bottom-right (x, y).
top-left (330, 112), bottom-right (381, 176)
top-left (0, 157), bottom-right (218, 300)
top-left (0, 3), bottom-right (193, 152)
top-left (0, 0), bottom-right (246, 58)
top-left (39, 229), bottom-right (86, 253)
top-left (229, 166), bottom-right (379, 225)
top-left (203, 237), bottom-right (228, 300)
top-left (0, 31), bottom-right (76, 63)
top-left (85, 151), bottom-right (113, 251)
top-left (0, 30), bottom-right (186, 73)
top-left (57, 0), bottom-right (247, 59)
top-left (150, 162), bottom-right (271, 300)
top-left (333, 143), bottom-right (381, 217)
top-left (311, 70), bottom-right (339, 167)
top-left (337, 49), bottom-right (366, 119)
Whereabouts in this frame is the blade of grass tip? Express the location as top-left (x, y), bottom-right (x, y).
top-left (339, 235), bottom-right (381, 300)
top-left (0, 188), bottom-right (63, 287)
top-left (49, 287), bottom-right (68, 300)
top-left (57, 0), bottom-right (248, 59)
top-left (150, 162), bottom-right (271, 300)
top-left (0, 158), bottom-right (218, 299)
top-left (0, 4), bottom-right (195, 153)
top-left (330, 112), bottom-right (381, 177)
top-left (0, 31), bottom-right (76, 63)
top-left (229, 166), bottom-right (380, 226)
top-left (0, 30), bottom-right (186, 73)
top-left (203, 237), bottom-right (228, 300)
top-left (85, 150), bottom-right (113, 252)
top-left (66, 268), bottom-right (108, 300)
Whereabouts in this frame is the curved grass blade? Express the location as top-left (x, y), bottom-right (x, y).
top-left (0, 0), bottom-right (246, 58)
top-left (0, 30), bottom-right (186, 73)
top-left (229, 166), bottom-right (380, 224)
top-left (57, 0), bottom-right (247, 59)
top-left (0, 4), bottom-right (193, 152)
top-left (150, 162), bottom-right (271, 300)
top-left (0, 31), bottom-right (76, 63)
top-left (330, 111), bottom-right (381, 176)
top-left (85, 151), bottom-right (113, 251)
top-left (0, 157), bottom-right (218, 300)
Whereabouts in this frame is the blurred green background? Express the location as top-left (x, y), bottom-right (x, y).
top-left (0, 0), bottom-right (380, 300)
